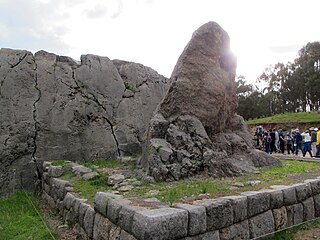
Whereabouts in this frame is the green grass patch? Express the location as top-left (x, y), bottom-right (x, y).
top-left (126, 160), bottom-right (320, 205)
top-left (0, 192), bottom-right (57, 240)
top-left (267, 218), bottom-right (320, 239)
top-left (50, 160), bottom-right (68, 167)
top-left (72, 173), bottom-right (112, 204)
top-left (247, 112), bottom-right (320, 125)
top-left (83, 160), bottom-right (125, 170)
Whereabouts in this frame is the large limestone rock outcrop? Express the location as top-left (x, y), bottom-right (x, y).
top-left (0, 49), bottom-right (39, 196)
top-left (141, 22), bottom-right (280, 181)
top-left (0, 48), bottom-right (169, 195)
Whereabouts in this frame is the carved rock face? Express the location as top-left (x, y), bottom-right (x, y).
top-left (142, 22), bottom-right (280, 181)
top-left (159, 22), bottom-right (237, 136)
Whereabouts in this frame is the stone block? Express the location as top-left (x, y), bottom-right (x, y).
top-left (118, 204), bottom-right (145, 234)
top-left (48, 165), bottom-right (64, 178)
top-left (83, 171), bottom-right (99, 180)
top-left (249, 210), bottom-right (274, 239)
top-left (79, 202), bottom-right (90, 227)
top-left (43, 183), bottom-right (50, 194)
top-left (107, 198), bottom-right (132, 224)
top-left (222, 195), bottom-right (247, 223)
top-left (194, 198), bottom-right (232, 231)
top-left (51, 178), bottom-right (72, 201)
top-left (287, 203), bottom-right (303, 226)
top-left (242, 191), bottom-right (270, 217)
top-left (119, 230), bottom-right (138, 240)
top-left (302, 197), bottom-right (315, 221)
top-left (94, 192), bottom-right (122, 217)
top-left (294, 183), bottom-right (312, 202)
top-left (63, 192), bottom-right (76, 210)
top-left (305, 179), bottom-right (320, 195)
top-left (219, 220), bottom-right (249, 240)
top-left (269, 189), bottom-right (283, 209)
top-left (42, 192), bottom-right (56, 210)
top-left (183, 231), bottom-right (220, 240)
top-left (282, 186), bottom-right (297, 206)
top-left (84, 206), bottom-right (95, 239)
top-left (313, 194), bottom-right (320, 217)
top-left (42, 172), bottom-right (50, 184)
top-left (175, 203), bottom-right (207, 236)
top-left (107, 174), bottom-right (125, 186)
top-left (272, 207), bottom-right (287, 230)
top-left (74, 198), bottom-right (87, 219)
top-left (93, 213), bottom-right (112, 240)
top-left (72, 165), bottom-right (92, 176)
top-left (132, 208), bottom-right (188, 240)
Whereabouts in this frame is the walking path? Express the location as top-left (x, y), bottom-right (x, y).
top-left (271, 152), bottom-right (320, 162)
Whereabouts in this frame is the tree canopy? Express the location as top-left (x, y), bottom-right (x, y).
top-left (236, 41), bottom-right (320, 120)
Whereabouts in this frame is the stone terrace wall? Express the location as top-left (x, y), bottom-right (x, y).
top-left (42, 161), bottom-right (320, 240)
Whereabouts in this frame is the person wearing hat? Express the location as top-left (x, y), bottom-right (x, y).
top-left (311, 127), bottom-right (317, 156)
top-left (316, 128), bottom-right (320, 158)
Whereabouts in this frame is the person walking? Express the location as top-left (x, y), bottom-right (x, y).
top-left (279, 129), bottom-right (285, 154)
top-left (302, 130), bottom-right (312, 158)
top-left (316, 128), bottom-right (320, 158)
top-left (311, 127), bottom-right (317, 156)
top-left (294, 129), bottom-right (303, 156)
top-left (286, 132), bottom-right (294, 154)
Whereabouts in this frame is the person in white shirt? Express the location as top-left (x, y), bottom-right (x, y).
top-left (302, 130), bottom-right (312, 157)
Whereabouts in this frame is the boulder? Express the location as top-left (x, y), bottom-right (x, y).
top-left (141, 21), bottom-right (280, 181)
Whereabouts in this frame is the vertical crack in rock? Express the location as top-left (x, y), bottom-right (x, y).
top-left (31, 56), bottom-right (42, 180)
top-left (71, 70), bottom-right (121, 158)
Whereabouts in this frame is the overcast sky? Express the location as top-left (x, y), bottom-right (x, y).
top-left (1, 0), bottom-right (319, 83)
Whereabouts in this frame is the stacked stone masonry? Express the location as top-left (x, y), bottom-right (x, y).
top-left (42, 161), bottom-right (320, 240)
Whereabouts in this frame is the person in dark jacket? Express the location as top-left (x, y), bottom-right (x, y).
top-left (295, 129), bottom-right (303, 156)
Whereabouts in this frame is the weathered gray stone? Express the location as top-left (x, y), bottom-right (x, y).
top-left (219, 220), bottom-right (249, 240)
top-left (118, 204), bottom-right (145, 234)
top-left (0, 48), bottom-right (38, 196)
top-left (74, 223), bottom-right (89, 240)
top-left (269, 189), bottom-right (283, 209)
top-left (79, 202), bottom-right (90, 227)
top-left (175, 203), bottom-right (207, 236)
top-left (83, 171), bottom-right (99, 180)
top-left (94, 192), bottom-right (122, 217)
top-left (294, 183), bottom-right (312, 202)
top-left (48, 165), bottom-right (64, 178)
top-left (249, 210), bottom-right (274, 239)
top-left (72, 165), bottom-right (92, 176)
top-left (305, 179), bottom-right (320, 195)
top-left (282, 186), bottom-right (297, 206)
top-left (302, 197), bottom-right (315, 221)
top-left (273, 207), bottom-right (288, 230)
top-left (51, 178), bottom-right (72, 201)
top-left (194, 198), bottom-right (233, 231)
top-left (119, 230), bottom-right (137, 240)
top-left (93, 213), bottom-right (112, 240)
top-left (313, 194), bottom-right (320, 217)
top-left (132, 208), bottom-right (188, 240)
top-left (107, 174), bottom-right (125, 186)
top-left (287, 203), bottom-right (304, 226)
top-left (107, 198), bottom-right (132, 224)
top-left (63, 192), bottom-right (76, 210)
top-left (183, 231), bottom-right (220, 240)
top-left (242, 191), bottom-right (270, 217)
top-left (84, 206), bottom-right (95, 238)
top-left (222, 195), bottom-right (247, 223)
top-left (42, 192), bottom-right (56, 209)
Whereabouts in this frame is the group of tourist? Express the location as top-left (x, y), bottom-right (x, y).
top-left (255, 126), bottom-right (320, 158)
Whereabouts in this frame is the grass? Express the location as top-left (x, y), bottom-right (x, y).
top-left (247, 112), bottom-right (320, 125)
top-left (125, 160), bottom-right (320, 205)
top-left (82, 159), bottom-right (124, 169)
top-left (0, 192), bottom-right (57, 240)
top-left (267, 218), bottom-right (320, 239)
top-left (50, 160), bottom-right (68, 167)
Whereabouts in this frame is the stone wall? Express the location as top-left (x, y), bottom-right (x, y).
top-left (42, 161), bottom-right (320, 240)
top-left (0, 48), bottom-right (169, 196)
